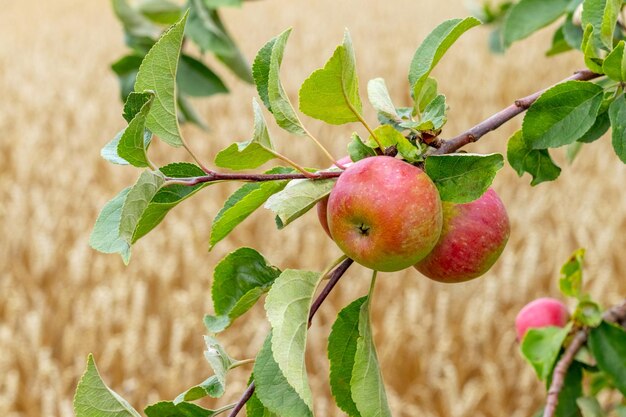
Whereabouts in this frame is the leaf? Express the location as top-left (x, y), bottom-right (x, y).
top-left (588, 321), bottom-right (626, 395)
top-left (299, 30), bottom-right (362, 125)
top-left (177, 93), bottom-right (208, 129)
top-left (119, 170), bottom-right (165, 244)
top-left (111, 54), bottom-right (144, 101)
top-left (89, 187), bottom-right (132, 264)
top-left (145, 401), bottom-right (220, 417)
top-left (408, 17), bottom-right (481, 97)
top-left (502, 0), bottom-right (570, 48)
top-left (350, 296), bottom-right (392, 417)
top-left (117, 92), bottom-right (154, 168)
top-left (609, 93), bottom-right (626, 163)
top-left (559, 248), bottom-right (585, 299)
top-left (253, 36), bottom-right (276, 111)
top-left (615, 406), bottom-right (626, 417)
top-left (523, 81), bottom-right (604, 149)
top-left (205, 247), bottom-right (281, 332)
top-left (177, 54), bottom-right (228, 97)
top-left (573, 300), bottom-right (603, 327)
top-left (112, 0), bottom-right (160, 39)
top-left (582, 24), bottom-right (605, 73)
top-left (547, 25), bottom-right (573, 56)
top-left (74, 354), bottom-right (142, 417)
top-left (186, 0), bottom-right (234, 56)
top-left (566, 142), bottom-right (584, 163)
top-left (209, 167), bottom-right (293, 249)
top-left (367, 78), bottom-right (399, 121)
top-left (173, 375), bottom-right (224, 403)
top-left (264, 176), bottom-right (337, 229)
top-left (101, 130), bottom-right (153, 166)
top-left (424, 153), bottom-right (504, 203)
top-left (348, 133), bottom-right (376, 162)
top-left (364, 125), bottom-right (422, 162)
top-left (581, 0), bottom-right (621, 50)
top-left (209, 9), bottom-right (254, 83)
top-left (577, 110), bottom-right (610, 143)
top-left (520, 324), bottom-right (572, 381)
top-left (414, 77), bottom-right (438, 114)
top-left (203, 335), bottom-right (235, 393)
top-left (402, 94), bottom-right (447, 131)
top-left (265, 269), bottom-right (322, 409)
top-left (247, 382), bottom-right (278, 417)
top-left (552, 362), bottom-right (583, 417)
top-left (134, 12), bottom-right (188, 147)
top-left (507, 130), bottom-right (561, 185)
top-left (214, 99), bottom-right (278, 170)
top-left (563, 14), bottom-right (584, 49)
top-left (204, 0), bottom-right (243, 7)
top-left (253, 333), bottom-right (313, 417)
top-left (138, 0), bottom-right (183, 25)
top-left (328, 297), bottom-right (367, 417)
top-left (602, 40), bottom-right (626, 81)
top-left (576, 397), bottom-right (606, 417)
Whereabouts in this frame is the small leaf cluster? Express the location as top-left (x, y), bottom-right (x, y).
top-left (111, 0), bottom-right (253, 129)
top-left (519, 249), bottom-right (626, 417)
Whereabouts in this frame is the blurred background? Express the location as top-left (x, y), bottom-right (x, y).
top-left (2, 1), bottom-right (626, 416)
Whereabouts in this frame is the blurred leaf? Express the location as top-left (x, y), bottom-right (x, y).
top-left (609, 93), bottom-right (626, 163)
top-left (266, 269), bottom-right (321, 408)
top-left (520, 324), bottom-right (572, 381)
top-left (135, 12), bottom-right (188, 147)
top-left (507, 130), bottom-right (561, 185)
top-left (348, 133), bottom-right (376, 162)
top-left (144, 401), bottom-right (220, 417)
top-left (112, 0), bottom-right (160, 39)
top-left (566, 142), bottom-right (584, 163)
top-left (615, 406), bottom-right (626, 417)
top-left (588, 370), bottom-right (613, 395)
top-left (187, 0), bottom-right (233, 55)
top-left (502, 0), bottom-right (570, 48)
top-left (563, 14), bottom-right (584, 49)
top-left (111, 54), bottom-right (144, 101)
top-left (603, 40), bottom-right (626, 81)
top-left (367, 78), bottom-right (399, 121)
top-left (559, 248), bottom-right (585, 299)
top-left (588, 321), bottom-right (626, 395)
top-left (89, 188), bottom-right (132, 263)
top-left (328, 297), bottom-right (367, 417)
top-left (205, 247), bottom-right (281, 332)
top-left (425, 153), bottom-right (504, 203)
top-left (74, 354), bottom-right (141, 417)
top-left (174, 375), bottom-right (224, 403)
top-left (522, 81), bottom-right (604, 149)
top-left (264, 176), bottom-right (337, 228)
top-left (547, 25), bottom-right (574, 56)
top-left (573, 300), bottom-right (603, 327)
top-left (204, 0), bottom-right (243, 7)
top-left (177, 93), bottom-right (209, 129)
top-left (210, 9), bottom-right (253, 83)
top-left (177, 54), bottom-right (228, 97)
top-left (138, 0), bottom-right (182, 25)
top-left (552, 362), bottom-right (583, 417)
top-left (253, 333), bottom-right (313, 417)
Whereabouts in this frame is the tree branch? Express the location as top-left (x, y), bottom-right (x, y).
top-left (434, 69), bottom-right (601, 155)
top-left (164, 170), bottom-right (342, 186)
top-left (227, 258), bottom-right (354, 417)
top-left (543, 299), bottom-right (626, 417)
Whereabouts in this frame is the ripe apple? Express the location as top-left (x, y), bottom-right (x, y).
top-left (327, 156), bottom-right (442, 272)
top-left (317, 155), bottom-right (353, 238)
top-left (414, 188), bottom-right (510, 283)
top-left (515, 297), bottom-right (570, 340)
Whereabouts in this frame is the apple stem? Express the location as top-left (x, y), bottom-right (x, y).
top-left (265, 149), bottom-right (318, 178)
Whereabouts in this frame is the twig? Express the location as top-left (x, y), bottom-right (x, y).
top-left (164, 170), bottom-right (342, 186)
top-left (543, 299), bottom-right (626, 417)
top-left (227, 258), bottom-right (354, 417)
top-left (434, 69), bottom-right (601, 155)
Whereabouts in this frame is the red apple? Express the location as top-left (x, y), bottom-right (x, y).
top-left (317, 155), bottom-right (353, 238)
top-left (414, 188), bottom-right (510, 283)
top-left (327, 156), bottom-right (442, 272)
top-left (515, 297), bottom-right (570, 340)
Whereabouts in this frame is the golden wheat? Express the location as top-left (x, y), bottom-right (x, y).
top-left (2, 1), bottom-right (626, 416)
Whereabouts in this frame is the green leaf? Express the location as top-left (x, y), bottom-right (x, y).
top-left (602, 41), bottom-right (626, 81)
top-left (203, 335), bottom-right (235, 394)
top-left (111, 54), bottom-right (144, 101)
top-left (414, 77), bottom-right (438, 114)
top-left (247, 381), bottom-right (278, 417)
top-left (328, 297), bottom-right (367, 417)
top-left (424, 153), bottom-right (504, 203)
top-left (253, 35), bottom-right (276, 111)
top-left (408, 18), bottom-right (481, 97)
top-left (205, 247), bottom-right (281, 332)
top-left (615, 406), bottom-right (626, 417)
top-left (265, 269), bottom-right (322, 409)
top-left (209, 167), bottom-right (293, 249)
top-left (177, 54), bottom-right (228, 97)
top-left (135, 12), bottom-right (188, 147)
top-left (89, 187), bottom-right (132, 264)
top-left (348, 133), bottom-right (376, 162)
top-left (119, 170), bottom-right (165, 243)
top-left (552, 362), bottom-right (583, 417)
top-left (138, 0), bottom-right (182, 25)
top-left (264, 176), bottom-right (337, 229)
top-left (547, 25), bottom-right (574, 56)
top-left (576, 397), bottom-right (605, 417)
top-left (144, 401), bottom-right (219, 417)
top-left (563, 13), bottom-right (584, 49)
top-left (577, 110), bottom-right (610, 143)
top-left (581, 0), bottom-right (621, 50)
top-left (117, 92), bottom-right (155, 168)
top-left (299, 30), bottom-right (362, 125)
top-left (502, 0), bottom-right (570, 48)
top-left (520, 324), bottom-right (572, 381)
top-left (507, 130), bottom-right (561, 185)
top-left (573, 300), bottom-right (603, 327)
top-left (559, 248), bottom-right (585, 299)
top-left (214, 99), bottom-right (278, 170)
top-left (402, 94), bottom-right (447, 131)
top-left (609, 93), bottom-right (626, 163)
top-left (566, 141), bottom-right (584, 163)
top-left (253, 333), bottom-right (313, 417)
top-left (101, 129), bottom-right (152, 166)
top-left (173, 375), bottom-right (224, 403)
top-left (209, 9), bottom-right (253, 83)
top-left (74, 354), bottom-right (142, 417)
top-left (177, 93), bottom-right (208, 129)
top-left (350, 296), bottom-right (392, 417)
top-left (588, 321), bottom-right (626, 395)
top-left (582, 24), bottom-right (605, 73)
top-left (523, 81), bottom-right (604, 149)
top-left (112, 0), bottom-right (160, 39)
top-left (204, 0), bottom-right (243, 7)
top-left (364, 125), bottom-right (422, 162)
top-left (367, 78), bottom-right (399, 121)
top-left (187, 0), bottom-right (233, 56)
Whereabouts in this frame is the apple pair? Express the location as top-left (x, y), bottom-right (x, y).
top-left (317, 155), bottom-right (510, 282)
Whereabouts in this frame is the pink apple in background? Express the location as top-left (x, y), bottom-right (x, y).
top-left (327, 156), bottom-right (442, 272)
top-left (414, 188), bottom-right (510, 283)
top-left (317, 155), bottom-right (353, 238)
top-left (515, 297), bottom-right (570, 340)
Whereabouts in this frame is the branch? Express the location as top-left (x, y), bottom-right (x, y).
top-left (434, 69), bottom-right (601, 155)
top-left (227, 258), bottom-right (355, 417)
top-left (543, 299), bottom-right (626, 417)
top-left (165, 170), bottom-right (342, 186)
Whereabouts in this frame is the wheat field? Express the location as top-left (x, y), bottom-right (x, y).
top-left (2, 1), bottom-right (626, 416)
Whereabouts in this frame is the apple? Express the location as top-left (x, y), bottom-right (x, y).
top-left (515, 297), bottom-right (570, 340)
top-left (414, 188), bottom-right (510, 283)
top-left (317, 155), bottom-right (353, 238)
top-left (326, 156), bottom-right (442, 272)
